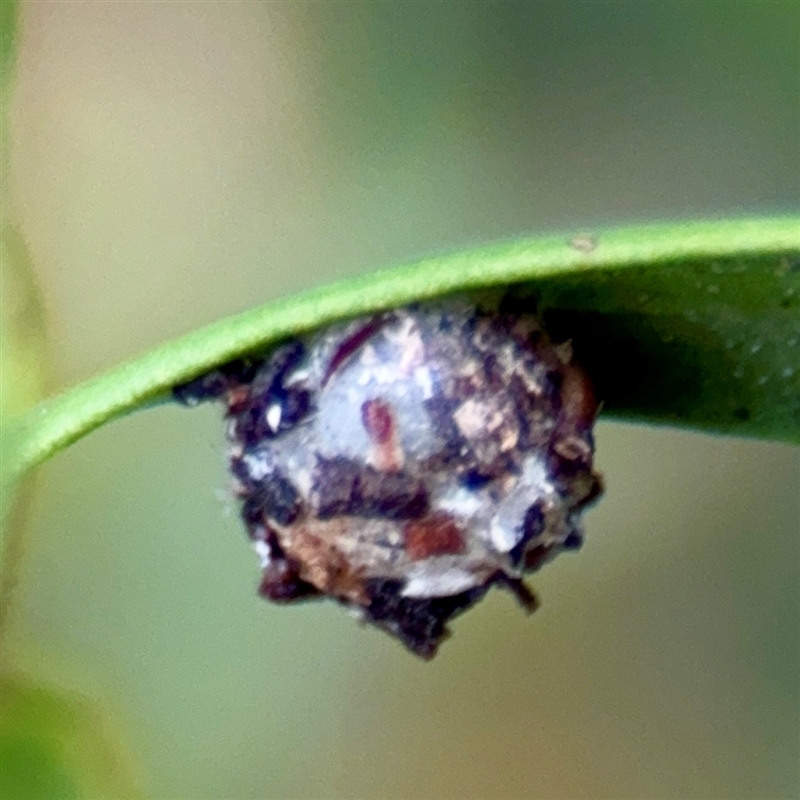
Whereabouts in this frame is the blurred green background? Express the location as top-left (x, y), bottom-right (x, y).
top-left (4, 2), bottom-right (799, 798)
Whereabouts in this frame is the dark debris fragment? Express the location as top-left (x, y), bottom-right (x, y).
top-left (177, 301), bottom-right (603, 658)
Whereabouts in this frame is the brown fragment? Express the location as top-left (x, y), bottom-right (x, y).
top-left (361, 397), bottom-right (404, 471)
top-left (323, 315), bottom-right (386, 386)
top-left (522, 543), bottom-right (554, 572)
top-left (361, 398), bottom-right (394, 444)
top-left (258, 559), bottom-right (320, 602)
top-left (313, 457), bottom-right (427, 520)
top-left (283, 524), bottom-right (367, 603)
top-left (549, 360), bottom-right (598, 471)
top-left (404, 514), bottom-right (466, 561)
top-left (559, 361), bottom-right (598, 431)
top-left (553, 434), bottom-right (593, 463)
top-left (226, 385), bottom-right (252, 415)
top-left (356, 467), bottom-right (429, 519)
top-left (313, 457), bottom-right (361, 519)
top-left (572, 471), bottom-right (605, 511)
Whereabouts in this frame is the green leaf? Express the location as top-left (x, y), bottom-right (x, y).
top-left (0, 674), bottom-right (142, 799)
top-left (1, 225), bottom-right (49, 428)
top-left (0, 225), bottom-right (49, 628)
top-left (2, 217), bottom-right (798, 491)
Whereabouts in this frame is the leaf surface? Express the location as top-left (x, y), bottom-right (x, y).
top-left (3, 217), bottom-right (798, 488)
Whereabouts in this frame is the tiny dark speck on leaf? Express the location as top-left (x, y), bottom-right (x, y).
top-left (733, 407), bottom-right (751, 422)
top-left (569, 234), bottom-right (598, 253)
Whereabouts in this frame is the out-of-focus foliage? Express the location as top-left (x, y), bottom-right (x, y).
top-left (0, 0), bottom-right (42, 430)
top-left (2, 5), bottom-right (140, 798)
top-left (1, 225), bottom-right (48, 432)
top-left (0, 228), bottom-right (48, 633)
top-left (0, 674), bottom-right (141, 799)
